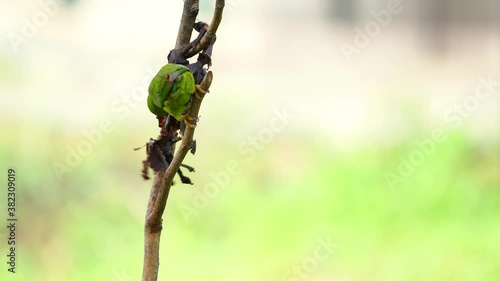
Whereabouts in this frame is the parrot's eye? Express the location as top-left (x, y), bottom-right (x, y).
top-left (166, 74), bottom-right (170, 80)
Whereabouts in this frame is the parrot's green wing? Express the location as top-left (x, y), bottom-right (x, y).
top-left (147, 64), bottom-right (194, 118)
top-left (163, 70), bottom-right (196, 120)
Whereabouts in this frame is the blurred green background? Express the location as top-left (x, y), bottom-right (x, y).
top-left (0, 0), bottom-right (499, 280)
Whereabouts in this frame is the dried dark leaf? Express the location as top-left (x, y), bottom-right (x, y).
top-left (148, 142), bottom-right (168, 172)
top-left (141, 160), bottom-right (150, 180)
top-left (190, 140), bottom-right (197, 155)
top-left (177, 169), bottom-right (193, 185)
top-left (180, 163), bottom-right (195, 173)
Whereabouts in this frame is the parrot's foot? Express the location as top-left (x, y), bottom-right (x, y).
top-left (183, 115), bottom-right (198, 128)
top-left (181, 111), bottom-right (198, 128)
top-left (195, 85), bottom-right (207, 99)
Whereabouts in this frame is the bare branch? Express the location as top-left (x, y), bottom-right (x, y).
top-left (142, 0), bottom-right (222, 279)
top-left (141, 72), bottom-right (213, 281)
top-left (186, 0), bottom-right (225, 57)
top-left (175, 0), bottom-right (200, 49)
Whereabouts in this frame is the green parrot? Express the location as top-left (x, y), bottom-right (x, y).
top-left (148, 63), bottom-right (196, 121)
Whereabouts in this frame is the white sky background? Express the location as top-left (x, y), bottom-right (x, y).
top-left (0, 0), bottom-right (498, 147)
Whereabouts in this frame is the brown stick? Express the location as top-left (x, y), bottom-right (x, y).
top-left (175, 0), bottom-right (200, 49)
top-left (142, 0), bottom-right (224, 279)
top-left (186, 0), bottom-right (225, 57)
top-left (141, 72), bottom-right (213, 281)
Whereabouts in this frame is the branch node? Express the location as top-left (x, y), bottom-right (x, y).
top-left (146, 220), bottom-right (163, 233)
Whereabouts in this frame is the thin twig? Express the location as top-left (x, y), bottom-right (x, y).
top-left (186, 0), bottom-right (225, 57)
top-left (141, 72), bottom-right (213, 281)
